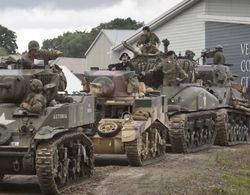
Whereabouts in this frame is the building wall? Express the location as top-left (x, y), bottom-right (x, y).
top-left (86, 34), bottom-right (112, 70)
top-left (205, 21), bottom-right (250, 87)
top-left (156, 1), bottom-right (206, 57)
top-left (114, 1), bottom-right (206, 61)
top-left (206, 0), bottom-right (250, 17)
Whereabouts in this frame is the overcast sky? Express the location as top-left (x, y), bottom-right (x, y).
top-left (1, 0), bottom-right (183, 52)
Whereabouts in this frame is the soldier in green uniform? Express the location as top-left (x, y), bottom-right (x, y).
top-left (20, 79), bottom-right (46, 113)
top-left (153, 51), bottom-right (189, 86)
top-left (136, 26), bottom-right (160, 54)
top-left (22, 40), bottom-right (67, 91)
top-left (213, 45), bottom-right (225, 65)
top-left (21, 40), bottom-right (63, 69)
top-left (185, 50), bottom-right (195, 62)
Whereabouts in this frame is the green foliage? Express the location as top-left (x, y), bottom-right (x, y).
top-left (0, 25), bottom-right (18, 54)
top-left (42, 17), bottom-right (143, 57)
top-left (0, 47), bottom-right (7, 56)
top-left (209, 148), bottom-right (250, 195)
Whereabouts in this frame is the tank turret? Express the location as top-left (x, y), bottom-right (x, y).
top-left (84, 71), bottom-right (142, 97)
top-left (0, 69), bottom-right (58, 103)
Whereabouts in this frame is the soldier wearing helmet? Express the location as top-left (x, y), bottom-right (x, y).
top-left (21, 40), bottom-right (63, 69)
top-left (185, 50), bottom-right (195, 61)
top-left (213, 45), bottom-right (225, 65)
top-left (20, 79), bottom-right (46, 113)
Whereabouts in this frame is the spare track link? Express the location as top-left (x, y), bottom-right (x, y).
top-left (125, 122), bottom-right (166, 166)
top-left (36, 131), bottom-right (93, 194)
top-left (169, 111), bottom-right (216, 153)
top-left (215, 108), bottom-right (250, 146)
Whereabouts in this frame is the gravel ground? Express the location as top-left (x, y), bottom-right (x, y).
top-left (0, 144), bottom-right (249, 195)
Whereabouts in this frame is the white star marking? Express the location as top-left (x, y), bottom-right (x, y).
top-left (0, 113), bottom-right (15, 125)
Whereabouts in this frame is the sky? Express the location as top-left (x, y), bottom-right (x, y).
top-left (1, 0), bottom-right (183, 52)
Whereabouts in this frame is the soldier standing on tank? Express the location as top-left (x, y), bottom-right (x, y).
top-left (153, 51), bottom-right (188, 86)
top-left (108, 52), bottom-right (135, 71)
top-left (136, 26), bottom-right (160, 54)
top-left (21, 40), bottom-right (63, 69)
top-left (20, 79), bottom-right (46, 114)
top-left (185, 50), bottom-right (196, 62)
top-left (213, 45), bottom-right (225, 65)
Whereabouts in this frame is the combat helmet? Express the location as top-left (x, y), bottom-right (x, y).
top-left (30, 79), bottom-right (43, 93)
top-left (28, 40), bottom-right (40, 51)
top-left (215, 45), bottom-right (223, 51)
top-left (185, 50), bottom-right (195, 59)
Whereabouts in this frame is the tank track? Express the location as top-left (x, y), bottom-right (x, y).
top-left (125, 122), bottom-right (166, 166)
top-left (36, 131), bottom-right (93, 194)
top-left (215, 108), bottom-right (250, 146)
top-left (169, 111), bottom-right (216, 153)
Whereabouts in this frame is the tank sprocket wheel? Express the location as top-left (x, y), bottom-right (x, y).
top-left (36, 131), bottom-right (93, 194)
top-left (125, 122), bottom-right (166, 166)
top-left (97, 121), bottom-right (121, 137)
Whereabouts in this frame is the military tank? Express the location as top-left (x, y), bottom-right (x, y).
top-left (0, 68), bottom-right (95, 194)
top-left (123, 42), bottom-right (218, 153)
top-left (195, 64), bottom-right (250, 146)
top-left (83, 70), bottom-right (168, 166)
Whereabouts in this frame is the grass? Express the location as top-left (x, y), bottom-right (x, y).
top-left (208, 146), bottom-right (250, 195)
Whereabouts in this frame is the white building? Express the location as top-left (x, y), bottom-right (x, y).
top-left (85, 29), bottom-right (136, 70)
top-left (111, 0), bottom-right (250, 87)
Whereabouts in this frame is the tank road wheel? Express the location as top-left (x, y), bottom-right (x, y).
top-left (97, 122), bottom-right (121, 137)
top-left (215, 109), bottom-right (249, 146)
top-left (169, 112), bottom-right (216, 153)
top-left (125, 122), bottom-right (166, 166)
top-left (36, 132), bottom-right (93, 194)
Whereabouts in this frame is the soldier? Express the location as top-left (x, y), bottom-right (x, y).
top-left (185, 50), bottom-right (196, 62)
top-left (136, 26), bottom-right (160, 54)
top-left (20, 79), bottom-right (46, 113)
top-left (21, 40), bottom-right (63, 69)
top-left (108, 52), bottom-right (135, 71)
top-left (213, 45), bottom-right (225, 65)
top-left (153, 51), bottom-right (188, 86)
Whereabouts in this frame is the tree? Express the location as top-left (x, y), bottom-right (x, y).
top-left (42, 17), bottom-right (143, 57)
top-left (0, 47), bottom-right (7, 56)
top-left (0, 25), bottom-right (18, 54)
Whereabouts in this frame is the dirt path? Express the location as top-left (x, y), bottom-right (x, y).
top-left (0, 145), bottom-right (249, 195)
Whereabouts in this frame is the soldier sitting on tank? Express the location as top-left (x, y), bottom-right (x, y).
top-left (20, 79), bottom-right (46, 114)
top-left (21, 40), bottom-right (63, 69)
top-left (108, 53), bottom-right (135, 71)
top-left (152, 51), bottom-right (189, 86)
top-left (136, 26), bottom-right (160, 54)
top-left (213, 45), bottom-right (225, 65)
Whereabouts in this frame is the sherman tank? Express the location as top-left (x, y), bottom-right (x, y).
top-left (0, 68), bottom-right (95, 194)
top-left (123, 42), bottom-right (218, 153)
top-left (83, 70), bottom-right (168, 166)
top-left (125, 40), bottom-right (249, 150)
top-left (195, 64), bottom-right (250, 146)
